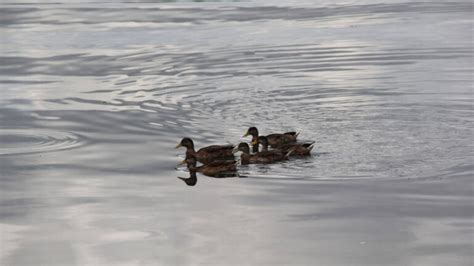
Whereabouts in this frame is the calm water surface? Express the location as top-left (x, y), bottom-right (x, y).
top-left (1, 0), bottom-right (473, 265)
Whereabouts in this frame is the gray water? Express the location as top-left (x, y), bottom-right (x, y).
top-left (1, 0), bottom-right (473, 265)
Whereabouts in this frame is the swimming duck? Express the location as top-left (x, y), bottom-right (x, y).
top-left (181, 154), bottom-right (238, 178)
top-left (176, 138), bottom-right (234, 164)
top-left (243, 127), bottom-right (298, 152)
top-left (258, 136), bottom-right (314, 156)
top-left (234, 142), bottom-right (292, 165)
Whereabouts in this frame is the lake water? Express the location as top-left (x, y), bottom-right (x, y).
top-left (1, 0), bottom-right (473, 265)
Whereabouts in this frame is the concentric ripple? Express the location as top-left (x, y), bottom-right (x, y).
top-left (0, 129), bottom-right (86, 156)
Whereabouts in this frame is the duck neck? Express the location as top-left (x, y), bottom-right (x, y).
top-left (251, 136), bottom-right (259, 153)
top-left (185, 145), bottom-right (196, 159)
top-left (186, 143), bottom-right (196, 153)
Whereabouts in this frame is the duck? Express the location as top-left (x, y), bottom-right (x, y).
top-left (243, 127), bottom-right (298, 152)
top-left (258, 135), bottom-right (314, 156)
top-left (175, 137), bottom-right (234, 164)
top-left (180, 154), bottom-right (238, 178)
top-left (234, 142), bottom-right (292, 165)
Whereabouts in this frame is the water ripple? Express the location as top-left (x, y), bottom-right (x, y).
top-left (0, 2), bottom-right (472, 181)
top-left (0, 129), bottom-right (87, 156)
top-left (1, 2), bottom-right (472, 27)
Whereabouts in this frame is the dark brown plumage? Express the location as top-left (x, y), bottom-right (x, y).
top-left (259, 136), bottom-right (314, 156)
top-left (243, 127), bottom-right (298, 152)
top-left (184, 154), bottom-right (237, 178)
top-left (235, 142), bottom-right (291, 165)
top-left (176, 138), bottom-right (234, 164)
top-left (280, 142), bottom-right (314, 156)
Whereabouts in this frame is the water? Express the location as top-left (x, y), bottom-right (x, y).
top-left (1, 0), bottom-right (473, 265)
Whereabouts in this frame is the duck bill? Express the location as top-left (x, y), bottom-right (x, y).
top-left (176, 159), bottom-right (186, 167)
top-left (243, 131), bottom-right (250, 137)
top-left (232, 146), bottom-right (239, 153)
top-left (175, 143), bottom-right (182, 148)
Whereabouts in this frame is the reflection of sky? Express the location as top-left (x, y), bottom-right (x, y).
top-left (1, 1), bottom-right (473, 265)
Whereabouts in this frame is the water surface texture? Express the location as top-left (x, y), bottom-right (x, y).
top-left (1, 0), bottom-right (473, 265)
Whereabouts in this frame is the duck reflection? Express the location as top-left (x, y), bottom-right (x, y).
top-left (175, 138), bottom-right (234, 165)
top-left (177, 154), bottom-right (239, 186)
top-left (177, 172), bottom-right (198, 186)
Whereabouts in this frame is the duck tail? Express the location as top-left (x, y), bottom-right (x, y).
top-left (295, 131), bottom-right (301, 138)
top-left (302, 141), bottom-right (315, 148)
top-left (307, 144), bottom-right (315, 152)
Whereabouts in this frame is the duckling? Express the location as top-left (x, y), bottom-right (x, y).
top-left (176, 138), bottom-right (234, 164)
top-left (234, 142), bottom-right (292, 165)
top-left (181, 154), bottom-right (238, 178)
top-left (243, 127), bottom-right (298, 152)
top-left (258, 135), bottom-right (314, 156)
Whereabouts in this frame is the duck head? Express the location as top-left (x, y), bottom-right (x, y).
top-left (175, 137), bottom-right (194, 150)
top-left (236, 142), bottom-right (250, 154)
top-left (243, 127), bottom-right (259, 138)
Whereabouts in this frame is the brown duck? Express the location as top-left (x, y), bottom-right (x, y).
top-left (176, 137), bottom-right (234, 164)
top-left (177, 155), bottom-right (238, 186)
top-left (243, 127), bottom-right (298, 153)
top-left (258, 136), bottom-right (314, 156)
top-left (234, 142), bottom-right (292, 165)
